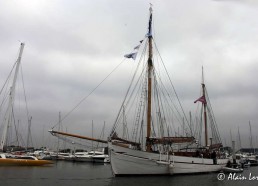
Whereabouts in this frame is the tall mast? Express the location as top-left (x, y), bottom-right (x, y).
top-left (0, 43), bottom-right (25, 151)
top-left (146, 5), bottom-right (153, 152)
top-left (202, 67), bottom-right (208, 147)
top-left (26, 116), bottom-right (32, 150)
top-left (189, 111), bottom-right (193, 136)
top-left (249, 121), bottom-right (253, 150)
top-left (237, 126), bottom-right (242, 150)
top-left (92, 120), bottom-right (94, 150)
top-left (57, 112), bottom-right (61, 154)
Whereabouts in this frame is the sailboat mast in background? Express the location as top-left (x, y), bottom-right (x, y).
top-left (0, 43), bottom-right (25, 152)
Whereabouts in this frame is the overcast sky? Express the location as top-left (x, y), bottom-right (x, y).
top-left (0, 0), bottom-right (257, 149)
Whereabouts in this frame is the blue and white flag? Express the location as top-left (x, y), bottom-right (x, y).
top-left (134, 44), bottom-right (140, 50)
top-left (124, 52), bottom-right (137, 60)
top-left (124, 39), bottom-right (144, 60)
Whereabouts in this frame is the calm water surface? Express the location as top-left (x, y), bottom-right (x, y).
top-left (0, 161), bottom-right (258, 186)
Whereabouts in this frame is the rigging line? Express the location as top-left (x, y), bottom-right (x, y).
top-left (201, 73), bottom-right (220, 143)
top-left (54, 134), bottom-right (99, 149)
top-left (192, 86), bottom-right (203, 138)
top-left (96, 123), bottom-right (106, 148)
top-left (153, 40), bottom-right (190, 128)
top-left (13, 110), bottom-right (19, 146)
top-left (120, 41), bottom-right (147, 112)
top-left (131, 76), bottom-right (146, 141)
top-left (110, 39), bottom-right (148, 136)
top-left (52, 58), bottom-right (126, 129)
top-left (204, 88), bottom-right (222, 143)
top-left (136, 81), bottom-right (147, 142)
top-left (194, 105), bottom-right (203, 146)
top-left (154, 76), bottom-right (179, 136)
top-left (0, 92), bottom-right (9, 115)
top-left (207, 106), bottom-right (220, 143)
top-left (129, 65), bottom-right (147, 139)
top-left (130, 66), bottom-right (147, 142)
top-left (129, 50), bottom-right (148, 141)
top-left (138, 120), bottom-right (143, 146)
top-left (153, 74), bottom-right (170, 137)
top-left (125, 57), bottom-right (147, 115)
top-left (0, 61), bottom-right (17, 96)
top-left (154, 69), bottom-right (187, 130)
top-left (128, 64), bottom-right (146, 135)
top-left (199, 106), bottom-right (204, 146)
top-left (110, 40), bottom-right (148, 138)
top-left (153, 76), bottom-right (162, 137)
top-left (0, 70), bottom-right (15, 111)
top-left (194, 88), bottom-right (202, 124)
top-left (20, 64), bottom-right (30, 121)
top-left (193, 111), bottom-right (201, 140)
top-left (123, 44), bottom-right (148, 112)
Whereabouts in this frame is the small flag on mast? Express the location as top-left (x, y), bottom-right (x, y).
top-left (194, 96), bottom-right (206, 104)
top-left (124, 52), bottom-right (137, 60)
top-left (134, 44), bottom-right (140, 50)
top-left (124, 39), bottom-right (144, 60)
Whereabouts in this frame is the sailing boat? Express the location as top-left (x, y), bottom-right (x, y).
top-left (0, 43), bottom-right (26, 152)
top-left (108, 6), bottom-right (228, 176)
top-left (0, 43), bottom-right (53, 166)
top-left (243, 121), bottom-right (258, 166)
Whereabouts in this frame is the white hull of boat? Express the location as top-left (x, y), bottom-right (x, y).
top-left (92, 158), bottom-right (104, 163)
top-left (92, 155), bottom-right (109, 163)
top-left (222, 167), bottom-right (243, 173)
top-left (0, 154), bottom-right (53, 166)
top-left (74, 157), bottom-right (93, 162)
top-left (109, 143), bottom-right (228, 176)
top-left (110, 150), bottom-right (170, 175)
top-left (172, 160), bottom-right (225, 174)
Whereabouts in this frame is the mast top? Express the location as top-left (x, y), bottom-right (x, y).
top-left (146, 4), bottom-right (154, 152)
top-left (149, 3), bottom-right (153, 13)
top-left (201, 66), bottom-right (205, 85)
top-left (147, 4), bottom-right (153, 38)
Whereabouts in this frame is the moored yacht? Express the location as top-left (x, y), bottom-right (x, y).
top-left (108, 5), bottom-right (228, 176)
top-left (0, 153), bottom-right (53, 166)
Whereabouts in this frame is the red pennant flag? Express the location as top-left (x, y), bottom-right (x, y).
top-left (194, 96), bottom-right (206, 104)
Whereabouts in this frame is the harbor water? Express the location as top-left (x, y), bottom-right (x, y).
top-left (1, 161), bottom-right (258, 186)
